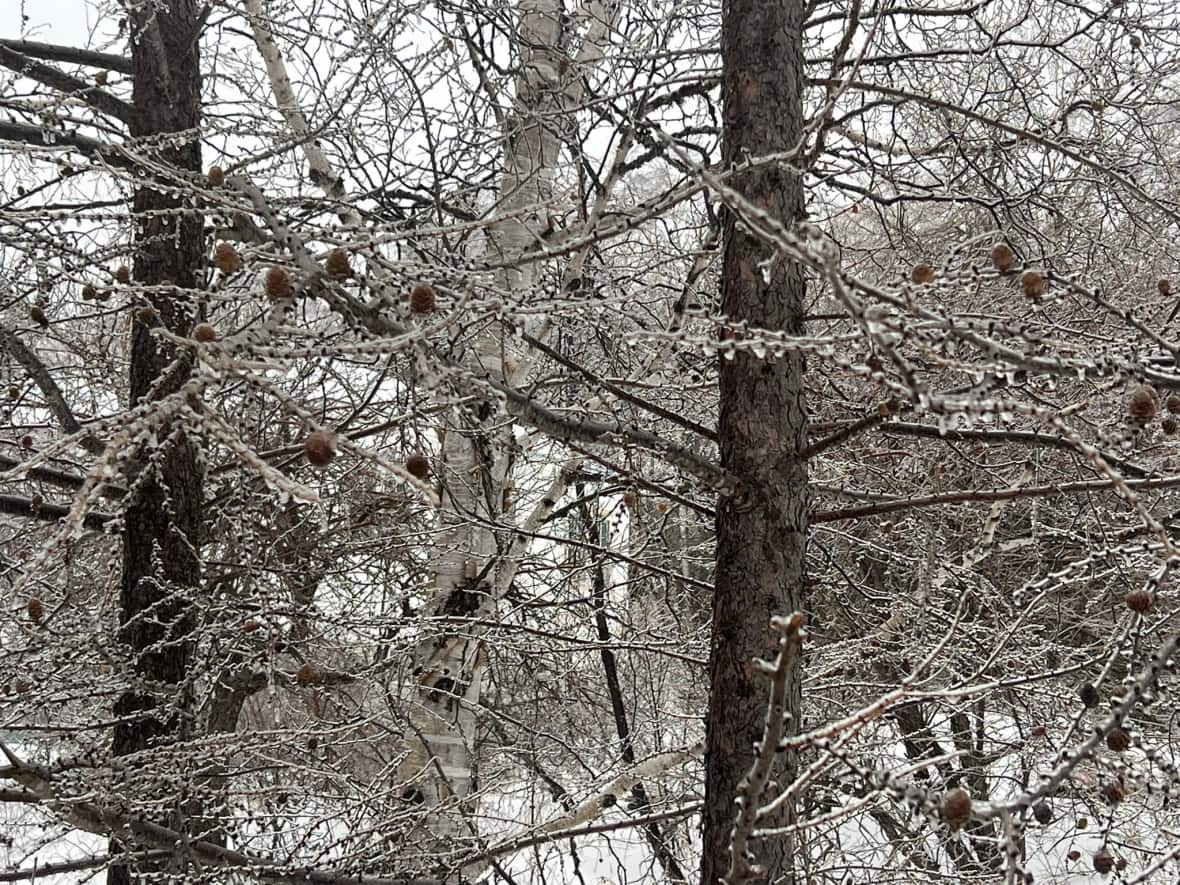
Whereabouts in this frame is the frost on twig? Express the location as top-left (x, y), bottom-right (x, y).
top-left (724, 612), bottom-right (805, 885)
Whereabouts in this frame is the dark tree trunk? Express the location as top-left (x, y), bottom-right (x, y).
top-left (700, 1), bottom-right (808, 883)
top-left (110, 3), bottom-right (205, 882)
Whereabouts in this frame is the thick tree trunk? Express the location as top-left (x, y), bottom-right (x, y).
top-left (700, 1), bottom-right (808, 884)
top-left (109, 3), bottom-right (204, 882)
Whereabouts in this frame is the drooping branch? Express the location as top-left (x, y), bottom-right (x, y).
top-left (0, 326), bottom-right (104, 455)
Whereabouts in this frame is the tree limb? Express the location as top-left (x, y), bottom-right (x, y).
top-left (812, 472), bottom-right (1180, 523)
top-left (0, 852), bottom-right (172, 882)
top-left (881, 421), bottom-right (1150, 478)
top-left (0, 120), bottom-right (127, 165)
top-left (0, 493), bottom-right (112, 529)
top-left (0, 325), bottom-right (105, 455)
top-left (0, 46), bottom-right (136, 126)
top-left (0, 39), bottom-right (133, 75)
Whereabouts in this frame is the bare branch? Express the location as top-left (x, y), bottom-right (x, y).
top-left (0, 45), bottom-right (136, 126)
top-left (0, 39), bottom-right (133, 75)
top-left (0, 326), bottom-right (104, 455)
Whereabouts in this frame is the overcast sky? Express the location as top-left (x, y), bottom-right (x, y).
top-left (2, 1), bottom-right (109, 53)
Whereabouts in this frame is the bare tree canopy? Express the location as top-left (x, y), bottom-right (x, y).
top-left (0, 0), bottom-right (1179, 883)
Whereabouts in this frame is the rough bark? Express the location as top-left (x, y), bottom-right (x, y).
top-left (700, 1), bottom-right (808, 883)
top-left (109, 2), bottom-right (205, 882)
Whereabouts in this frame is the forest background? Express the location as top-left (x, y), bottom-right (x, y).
top-left (1, 1), bottom-right (1179, 884)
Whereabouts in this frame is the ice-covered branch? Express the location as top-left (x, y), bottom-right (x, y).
top-left (724, 613), bottom-right (805, 885)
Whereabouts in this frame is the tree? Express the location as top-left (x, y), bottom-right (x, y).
top-left (3, 1), bottom-right (1180, 884)
top-left (109, 3), bottom-right (205, 882)
top-left (701, 1), bottom-right (808, 884)
top-left (0, 2), bottom-right (205, 881)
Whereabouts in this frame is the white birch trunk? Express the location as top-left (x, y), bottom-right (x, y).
top-left (245, 0), bottom-right (625, 852)
top-left (398, 0), bottom-right (623, 843)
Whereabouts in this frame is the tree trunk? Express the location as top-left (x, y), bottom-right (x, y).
top-left (700, 1), bottom-right (808, 883)
top-left (398, 0), bottom-right (578, 845)
top-left (110, 2), bottom-right (204, 882)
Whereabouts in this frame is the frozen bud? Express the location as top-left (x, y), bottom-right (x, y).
top-left (214, 242), bottom-right (241, 274)
top-left (405, 452), bottom-right (430, 480)
top-left (1106, 727), bottom-right (1130, 752)
top-left (1079, 682), bottom-right (1100, 708)
top-left (1128, 385), bottom-right (1158, 424)
top-left (410, 283), bottom-right (436, 313)
top-left (325, 248), bottom-right (352, 279)
top-left (1021, 269), bottom-right (1045, 299)
top-left (296, 663), bottom-right (317, 686)
top-left (265, 266), bottom-right (293, 300)
top-left (1125, 590), bottom-right (1153, 614)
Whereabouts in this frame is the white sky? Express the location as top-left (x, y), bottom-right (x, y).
top-left (1, 1), bottom-right (108, 54)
